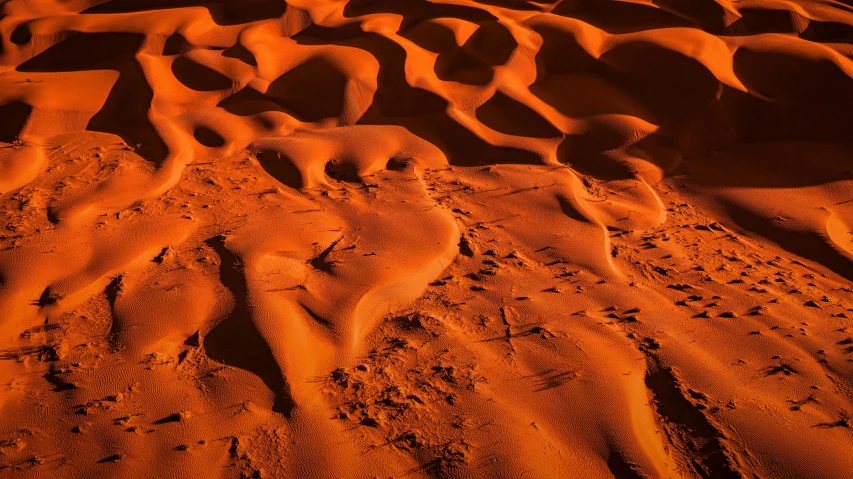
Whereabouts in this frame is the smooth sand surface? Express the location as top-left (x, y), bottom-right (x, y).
top-left (1, 0), bottom-right (853, 477)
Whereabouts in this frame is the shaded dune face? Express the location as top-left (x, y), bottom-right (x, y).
top-left (0, 0), bottom-right (852, 478)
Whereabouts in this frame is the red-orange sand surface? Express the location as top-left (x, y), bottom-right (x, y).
top-left (1, 0), bottom-right (853, 477)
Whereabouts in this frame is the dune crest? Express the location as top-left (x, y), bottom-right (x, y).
top-left (1, 0), bottom-right (852, 477)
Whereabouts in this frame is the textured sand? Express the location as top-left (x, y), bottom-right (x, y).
top-left (1, 0), bottom-right (853, 477)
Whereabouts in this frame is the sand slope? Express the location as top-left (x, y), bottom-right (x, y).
top-left (1, 0), bottom-right (852, 477)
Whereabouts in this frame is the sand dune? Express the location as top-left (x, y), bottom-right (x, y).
top-left (1, 0), bottom-right (852, 477)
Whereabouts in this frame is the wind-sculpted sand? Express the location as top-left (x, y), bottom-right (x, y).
top-left (1, 0), bottom-right (853, 477)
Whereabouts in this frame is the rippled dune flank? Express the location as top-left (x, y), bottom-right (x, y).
top-left (1, 0), bottom-right (852, 477)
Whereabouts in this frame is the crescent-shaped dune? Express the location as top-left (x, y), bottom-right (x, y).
top-left (0, 0), bottom-right (852, 477)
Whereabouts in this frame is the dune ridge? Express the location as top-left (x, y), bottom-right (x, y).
top-left (1, 0), bottom-right (852, 477)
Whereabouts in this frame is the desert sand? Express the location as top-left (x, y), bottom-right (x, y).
top-left (0, 0), bottom-right (852, 477)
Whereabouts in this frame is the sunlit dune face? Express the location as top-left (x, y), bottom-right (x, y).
top-left (1, 0), bottom-right (853, 477)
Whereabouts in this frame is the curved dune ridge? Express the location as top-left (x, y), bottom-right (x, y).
top-left (1, 0), bottom-right (853, 477)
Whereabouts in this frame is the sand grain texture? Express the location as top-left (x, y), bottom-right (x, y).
top-left (0, 0), bottom-right (852, 477)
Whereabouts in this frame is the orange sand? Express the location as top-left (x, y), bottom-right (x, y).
top-left (1, 0), bottom-right (853, 477)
